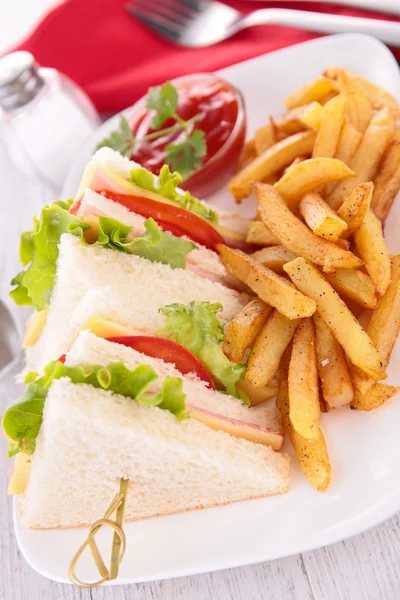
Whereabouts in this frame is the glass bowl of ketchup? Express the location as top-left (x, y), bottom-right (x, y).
top-left (129, 73), bottom-right (246, 198)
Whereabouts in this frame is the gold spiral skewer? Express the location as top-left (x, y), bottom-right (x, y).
top-left (69, 478), bottom-right (129, 588)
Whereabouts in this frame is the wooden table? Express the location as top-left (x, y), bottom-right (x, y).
top-left (1, 412), bottom-right (400, 600)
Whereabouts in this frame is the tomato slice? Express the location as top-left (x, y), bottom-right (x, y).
top-left (57, 336), bottom-right (214, 388)
top-left (68, 192), bottom-right (255, 252)
top-left (68, 200), bottom-right (81, 215)
top-left (106, 336), bottom-right (215, 389)
top-left (99, 191), bottom-right (224, 250)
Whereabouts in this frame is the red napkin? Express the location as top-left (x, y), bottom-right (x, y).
top-left (13, 0), bottom-right (400, 113)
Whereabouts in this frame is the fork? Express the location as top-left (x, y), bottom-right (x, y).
top-left (125, 0), bottom-right (400, 48)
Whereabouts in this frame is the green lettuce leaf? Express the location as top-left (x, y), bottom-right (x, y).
top-left (2, 360), bottom-right (187, 457)
top-left (10, 202), bottom-right (196, 310)
top-left (7, 442), bottom-right (20, 459)
top-left (19, 215), bottom-right (39, 266)
top-left (9, 271), bottom-right (32, 306)
top-left (157, 301), bottom-right (248, 401)
top-left (2, 377), bottom-right (48, 456)
top-left (129, 164), bottom-right (219, 223)
top-left (10, 200), bottom-right (86, 311)
top-left (71, 216), bottom-right (197, 269)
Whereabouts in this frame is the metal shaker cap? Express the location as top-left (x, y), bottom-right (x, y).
top-left (0, 51), bottom-right (45, 111)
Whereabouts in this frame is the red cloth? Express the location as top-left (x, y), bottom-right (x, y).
top-left (13, 0), bottom-right (400, 113)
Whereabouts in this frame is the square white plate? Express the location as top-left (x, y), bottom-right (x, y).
top-left (15, 33), bottom-right (400, 585)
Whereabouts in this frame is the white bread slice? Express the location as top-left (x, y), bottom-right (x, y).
top-left (26, 234), bottom-right (250, 373)
top-left (65, 331), bottom-right (284, 448)
top-left (78, 188), bottom-right (237, 287)
top-left (19, 376), bottom-right (289, 529)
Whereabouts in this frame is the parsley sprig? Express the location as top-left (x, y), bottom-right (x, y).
top-left (96, 82), bottom-right (207, 180)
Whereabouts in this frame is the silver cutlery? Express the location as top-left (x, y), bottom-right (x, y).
top-left (266, 0), bottom-right (400, 18)
top-left (125, 0), bottom-right (400, 48)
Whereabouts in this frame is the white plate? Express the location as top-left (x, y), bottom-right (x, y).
top-left (250, 0), bottom-right (400, 18)
top-left (16, 34), bottom-right (400, 585)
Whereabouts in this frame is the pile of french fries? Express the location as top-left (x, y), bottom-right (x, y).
top-left (220, 67), bottom-right (400, 493)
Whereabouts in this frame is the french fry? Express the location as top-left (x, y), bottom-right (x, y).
top-left (334, 120), bottom-right (363, 165)
top-left (256, 184), bottom-right (362, 271)
top-left (246, 310), bottom-right (300, 387)
top-left (254, 121), bottom-right (277, 155)
top-left (288, 318), bottom-right (320, 440)
top-left (371, 138), bottom-right (400, 222)
top-left (334, 238), bottom-right (351, 250)
top-left (299, 193), bottom-right (348, 240)
top-left (237, 138), bottom-right (257, 169)
top-left (283, 257), bottom-right (386, 380)
top-left (300, 101), bottom-right (326, 131)
top-left (319, 391), bottom-right (328, 413)
top-left (323, 66), bottom-right (398, 110)
top-left (324, 120), bottom-right (362, 197)
top-left (322, 66), bottom-right (343, 79)
top-left (276, 103), bottom-right (326, 136)
top-left (336, 182), bottom-right (373, 237)
top-left (274, 158), bottom-right (355, 207)
top-left (337, 70), bottom-right (372, 133)
top-left (283, 156), bottom-right (306, 175)
top-left (351, 383), bottom-right (399, 411)
top-left (276, 380), bottom-right (331, 492)
top-left (223, 298), bottom-right (272, 364)
top-left (324, 67), bottom-right (399, 112)
top-left (251, 246), bottom-right (297, 272)
top-left (354, 208), bottom-right (391, 297)
top-left (276, 106), bottom-right (308, 135)
top-left (344, 298), bottom-right (365, 318)
top-left (247, 354), bottom-right (291, 404)
top-left (351, 74), bottom-right (398, 112)
top-left (261, 173), bottom-right (280, 186)
top-left (320, 91), bottom-right (338, 105)
top-left (285, 76), bottom-right (339, 110)
top-left (352, 255), bottom-right (400, 395)
top-left (229, 130), bottom-right (316, 201)
top-left (314, 312), bottom-right (353, 408)
top-left (236, 379), bottom-right (278, 406)
top-left (246, 221), bottom-right (280, 246)
top-left (217, 245), bottom-right (317, 319)
top-left (312, 94), bottom-right (347, 159)
top-left (324, 268), bottom-right (377, 309)
top-left (366, 256), bottom-right (400, 367)
top-left (328, 107), bottom-right (395, 209)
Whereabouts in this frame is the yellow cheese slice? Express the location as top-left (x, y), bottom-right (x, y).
top-left (8, 453), bottom-right (31, 495)
top-left (84, 317), bottom-right (144, 339)
top-left (22, 306), bottom-right (49, 348)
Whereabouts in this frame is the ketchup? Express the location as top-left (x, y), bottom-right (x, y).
top-left (130, 76), bottom-right (246, 198)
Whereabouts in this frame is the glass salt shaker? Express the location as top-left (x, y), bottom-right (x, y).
top-left (0, 51), bottom-right (100, 200)
top-left (0, 52), bottom-right (101, 332)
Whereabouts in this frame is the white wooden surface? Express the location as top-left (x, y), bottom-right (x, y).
top-left (2, 3), bottom-right (400, 599)
top-left (2, 449), bottom-right (400, 600)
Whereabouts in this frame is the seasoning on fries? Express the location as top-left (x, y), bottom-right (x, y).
top-left (223, 65), bottom-right (400, 493)
top-left (256, 183), bottom-right (362, 271)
